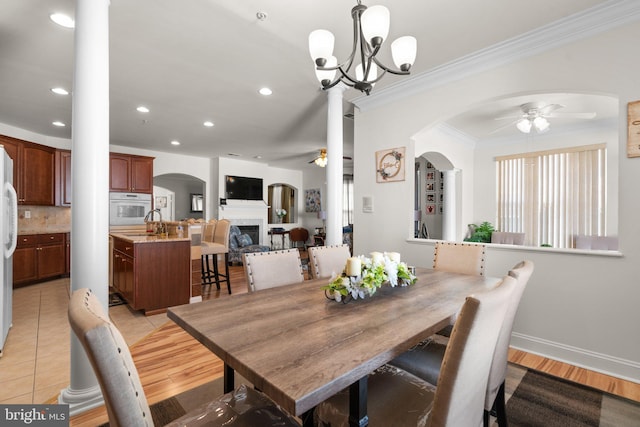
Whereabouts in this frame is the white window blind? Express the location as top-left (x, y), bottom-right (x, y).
top-left (496, 144), bottom-right (606, 248)
top-left (343, 174), bottom-right (354, 226)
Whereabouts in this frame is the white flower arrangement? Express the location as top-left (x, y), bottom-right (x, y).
top-left (322, 252), bottom-right (417, 303)
top-left (276, 208), bottom-right (287, 218)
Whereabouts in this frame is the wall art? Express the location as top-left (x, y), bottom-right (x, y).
top-left (305, 188), bottom-right (322, 212)
top-left (628, 100), bottom-right (640, 158)
top-left (376, 147), bottom-right (406, 183)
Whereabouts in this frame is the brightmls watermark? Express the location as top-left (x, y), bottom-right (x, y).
top-left (1, 405), bottom-right (69, 426)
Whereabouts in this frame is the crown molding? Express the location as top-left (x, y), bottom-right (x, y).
top-left (353, 0), bottom-right (640, 112)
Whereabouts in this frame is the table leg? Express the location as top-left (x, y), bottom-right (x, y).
top-left (349, 377), bottom-right (369, 427)
top-left (223, 363), bottom-right (235, 393)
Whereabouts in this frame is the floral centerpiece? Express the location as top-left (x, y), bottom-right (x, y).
top-left (275, 209), bottom-right (287, 222)
top-left (322, 252), bottom-right (417, 302)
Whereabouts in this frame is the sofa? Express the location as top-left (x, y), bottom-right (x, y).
top-left (228, 225), bottom-right (270, 264)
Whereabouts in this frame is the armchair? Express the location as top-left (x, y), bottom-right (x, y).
top-left (228, 225), bottom-right (270, 265)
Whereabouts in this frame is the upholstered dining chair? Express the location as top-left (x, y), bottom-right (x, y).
top-left (315, 275), bottom-right (516, 427)
top-left (491, 231), bottom-right (526, 245)
top-left (389, 260), bottom-right (534, 427)
top-left (68, 288), bottom-right (300, 427)
top-left (433, 241), bottom-right (486, 276)
top-left (307, 244), bottom-right (351, 279)
top-left (201, 219), bottom-right (231, 294)
top-left (244, 248), bottom-right (304, 292)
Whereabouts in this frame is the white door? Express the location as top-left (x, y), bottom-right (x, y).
top-left (153, 186), bottom-right (175, 222)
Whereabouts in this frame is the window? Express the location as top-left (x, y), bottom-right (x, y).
top-left (343, 174), bottom-right (354, 226)
top-left (496, 144), bottom-right (606, 248)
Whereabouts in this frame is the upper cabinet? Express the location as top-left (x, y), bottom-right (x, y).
top-left (0, 135), bottom-right (55, 205)
top-left (109, 153), bottom-right (154, 193)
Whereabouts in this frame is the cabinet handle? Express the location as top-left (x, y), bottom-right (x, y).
top-left (50, 236), bottom-right (55, 240)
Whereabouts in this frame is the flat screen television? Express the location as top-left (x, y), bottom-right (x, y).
top-left (225, 175), bottom-right (263, 200)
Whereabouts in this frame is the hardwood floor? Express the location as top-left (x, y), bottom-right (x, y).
top-left (68, 263), bottom-right (640, 426)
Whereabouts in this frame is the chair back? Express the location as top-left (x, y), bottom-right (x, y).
top-left (201, 220), bottom-right (217, 244)
top-left (429, 276), bottom-right (515, 427)
top-left (212, 219), bottom-right (231, 250)
top-left (308, 244), bottom-right (351, 279)
top-left (289, 227), bottom-right (309, 250)
top-left (244, 249), bottom-right (304, 292)
top-left (484, 260), bottom-right (534, 410)
top-left (68, 288), bottom-right (153, 427)
top-left (433, 241), bottom-right (486, 276)
top-left (490, 231), bottom-right (525, 245)
top-left (575, 235), bottom-right (618, 250)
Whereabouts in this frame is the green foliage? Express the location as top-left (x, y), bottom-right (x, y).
top-left (464, 221), bottom-right (495, 243)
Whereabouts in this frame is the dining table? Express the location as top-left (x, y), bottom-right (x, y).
top-left (167, 267), bottom-right (501, 427)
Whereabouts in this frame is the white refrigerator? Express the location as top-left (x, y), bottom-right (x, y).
top-left (0, 147), bottom-right (18, 356)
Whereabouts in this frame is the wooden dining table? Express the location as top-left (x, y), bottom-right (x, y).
top-left (167, 267), bottom-right (501, 427)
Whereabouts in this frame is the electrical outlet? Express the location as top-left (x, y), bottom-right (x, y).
top-left (25, 210), bottom-right (31, 219)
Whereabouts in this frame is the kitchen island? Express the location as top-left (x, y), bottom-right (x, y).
top-left (110, 232), bottom-right (191, 315)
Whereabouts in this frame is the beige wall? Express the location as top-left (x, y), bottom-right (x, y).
top-left (352, 21), bottom-right (640, 381)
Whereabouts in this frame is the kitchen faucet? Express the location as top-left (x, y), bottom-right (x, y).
top-left (144, 208), bottom-right (165, 234)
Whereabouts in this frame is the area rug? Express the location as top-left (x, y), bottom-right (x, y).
top-left (100, 366), bottom-right (640, 426)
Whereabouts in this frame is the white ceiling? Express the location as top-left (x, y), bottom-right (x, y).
top-left (0, 0), bottom-right (618, 169)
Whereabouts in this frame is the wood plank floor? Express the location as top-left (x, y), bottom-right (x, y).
top-left (70, 263), bottom-right (640, 426)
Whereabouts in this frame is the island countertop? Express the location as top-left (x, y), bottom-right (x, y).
top-left (110, 232), bottom-right (191, 244)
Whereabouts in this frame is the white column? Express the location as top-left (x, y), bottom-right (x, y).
top-left (442, 169), bottom-right (458, 241)
top-left (59, 0), bottom-right (111, 415)
top-left (325, 85), bottom-right (346, 246)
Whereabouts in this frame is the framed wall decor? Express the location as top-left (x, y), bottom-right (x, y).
top-left (627, 100), bottom-right (640, 158)
top-left (376, 147), bottom-right (406, 183)
top-left (305, 188), bottom-right (322, 212)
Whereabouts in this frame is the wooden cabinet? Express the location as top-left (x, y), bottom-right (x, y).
top-left (56, 150), bottom-right (72, 207)
top-left (0, 135), bottom-right (55, 205)
top-left (64, 232), bottom-right (71, 276)
top-left (109, 153), bottom-right (154, 193)
top-left (13, 233), bottom-right (66, 287)
top-left (111, 236), bottom-right (190, 314)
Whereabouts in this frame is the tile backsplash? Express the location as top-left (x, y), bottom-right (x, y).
top-left (18, 206), bottom-right (71, 233)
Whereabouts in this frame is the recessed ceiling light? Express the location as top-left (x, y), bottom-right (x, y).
top-left (259, 87), bottom-right (272, 96)
top-left (203, 121), bottom-right (214, 127)
top-left (228, 153), bottom-right (241, 157)
top-left (52, 121), bottom-right (66, 127)
top-left (50, 13), bottom-right (75, 29)
top-left (136, 106), bottom-right (149, 113)
top-left (51, 87), bottom-right (69, 95)
top-left (170, 140), bottom-right (181, 146)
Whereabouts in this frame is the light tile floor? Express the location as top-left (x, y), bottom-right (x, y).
top-left (0, 278), bottom-right (167, 405)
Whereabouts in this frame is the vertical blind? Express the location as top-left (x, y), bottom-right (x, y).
top-left (496, 144), bottom-right (606, 248)
top-left (343, 174), bottom-right (354, 226)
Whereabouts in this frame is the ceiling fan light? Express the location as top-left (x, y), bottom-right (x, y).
top-left (361, 5), bottom-right (390, 47)
top-left (315, 56), bottom-right (337, 85)
top-left (516, 118), bottom-right (532, 133)
top-left (533, 116), bottom-right (550, 133)
top-left (391, 36), bottom-right (417, 71)
top-left (309, 29), bottom-right (335, 63)
top-left (314, 156), bottom-right (327, 167)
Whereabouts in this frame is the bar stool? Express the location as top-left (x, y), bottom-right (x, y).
top-left (201, 219), bottom-right (231, 294)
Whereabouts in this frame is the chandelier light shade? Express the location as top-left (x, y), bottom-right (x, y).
top-left (309, 1), bottom-right (417, 95)
top-left (517, 116), bottom-right (550, 134)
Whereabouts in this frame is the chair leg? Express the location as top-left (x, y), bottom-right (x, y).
top-left (213, 254), bottom-right (221, 290)
top-left (495, 381), bottom-right (508, 427)
top-left (201, 255), bottom-right (213, 287)
top-left (224, 253), bottom-right (231, 294)
top-left (483, 409), bottom-right (490, 427)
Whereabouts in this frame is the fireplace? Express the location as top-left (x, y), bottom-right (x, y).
top-left (237, 225), bottom-right (259, 245)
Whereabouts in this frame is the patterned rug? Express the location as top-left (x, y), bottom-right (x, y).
top-left (100, 365), bottom-right (640, 426)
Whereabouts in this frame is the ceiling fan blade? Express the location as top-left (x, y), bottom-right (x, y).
top-left (489, 119), bottom-right (519, 135)
top-left (539, 103), bottom-right (565, 114)
top-left (546, 112), bottom-right (596, 119)
top-left (494, 114), bottom-right (521, 121)
top-left (343, 156), bottom-right (353, 160)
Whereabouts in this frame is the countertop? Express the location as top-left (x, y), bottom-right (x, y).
top-left (110, 232), bottom-right (191, 244)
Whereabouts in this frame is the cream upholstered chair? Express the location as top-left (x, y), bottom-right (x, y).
top-left (307, 244), bottom-right (351, 279)
top-left (244, 248), bottom-right (304, 292)
top-left (433, 241), bottom-right (486, 276)
top-left (315, 275), bottom-right (516, 427)
top-left (575, 235), bottom-right (619, 250)
top-left (491, 231), bottom-right (525, 245)
top-left (201, 219), bottom-right (231, 294)
top-left (68, 288), bottom-right (300, 427)
top-left (389, 260), bottom-right (534, 427)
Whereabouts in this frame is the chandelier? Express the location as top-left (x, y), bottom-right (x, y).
top-left (308, 1), bottom-right (417, 96)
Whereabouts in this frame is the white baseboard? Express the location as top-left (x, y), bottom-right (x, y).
top-left (511, 332), bottom-right (640, 384)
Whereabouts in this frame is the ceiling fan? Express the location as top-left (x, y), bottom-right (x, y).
top-left (308, 148), bottom-right (353, 167)
top-left (493, 102), bottom-right (596, 134)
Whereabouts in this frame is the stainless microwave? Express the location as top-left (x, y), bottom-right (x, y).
top-left (109, 192), bottom-right (152, 226)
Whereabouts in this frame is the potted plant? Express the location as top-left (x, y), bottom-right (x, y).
top-left (464, 221), bottom-right (495, 243)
